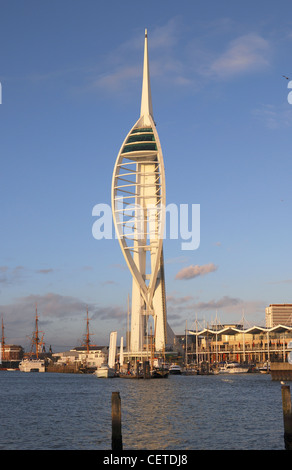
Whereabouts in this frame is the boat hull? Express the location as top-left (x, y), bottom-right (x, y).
top-left (169, 367), bottom-right (182, 375)
top-left (223, 368), bottom-right (248, 374)
top-left (218, 363), bottom-right (249, 374)
top-left (151, 368), bottom-right (169, 378)
top-left (19, 359), bottom-right (45, 373)
top-left (94, 367), bottom-right (115, 378)
top-left (258, 362), bottom-right (270, 374)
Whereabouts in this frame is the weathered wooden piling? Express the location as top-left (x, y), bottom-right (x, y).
top-left (111, 391), bottom-right (123, 450)
top-left (281, 384), bottom-right (292, 450)
top-left (143, 360), bottom-right (151, 379)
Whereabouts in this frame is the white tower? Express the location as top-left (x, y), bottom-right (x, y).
top-left (111, 30), bottom-right (167, 355)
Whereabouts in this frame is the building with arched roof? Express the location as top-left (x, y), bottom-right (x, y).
top-left (187, 324), bottom-right (292, 365)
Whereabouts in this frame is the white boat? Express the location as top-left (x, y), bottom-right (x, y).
top-left (94, 364), bottom-right (115, 378)
top-left (19, 358), bottom-right (45, 372)
top-left (218, 362), bottom-right (249, 374)
top-left (259, 362), bottom-right (270, 373)
top-left (94, 331), bottom-right (117, 378)
top-left (169, 364), bottom-right (182, 375)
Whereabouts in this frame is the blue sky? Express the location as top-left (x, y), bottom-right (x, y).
top-left (0, 0), bottom-right (292, 351)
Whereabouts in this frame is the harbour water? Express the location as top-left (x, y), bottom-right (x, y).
top-left (0, 371), bottom-right (288, 450)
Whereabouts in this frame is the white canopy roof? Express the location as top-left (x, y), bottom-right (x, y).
top-left (187, 324), bottom-right (292, 337)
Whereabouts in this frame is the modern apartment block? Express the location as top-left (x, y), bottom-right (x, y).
top-left (266, 304), bottom-right (292, 327)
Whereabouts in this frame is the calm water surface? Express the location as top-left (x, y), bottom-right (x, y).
top-left (0, 371), bottom-right (287, 450)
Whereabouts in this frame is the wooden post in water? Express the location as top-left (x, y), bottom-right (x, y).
top-left (112, 392), bottom-right (123, 450)
top-left (281, 384), bottom-right (292, 450)
top-left (143, 360), bottom-right (150, 378)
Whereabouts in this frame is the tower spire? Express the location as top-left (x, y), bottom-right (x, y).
top-left (140, 28), bottom-right (153, 123)
top-left (112, 29), bottom-right (168, 355)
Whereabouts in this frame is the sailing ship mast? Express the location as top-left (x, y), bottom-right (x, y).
top-left (82, 307), bottom-right (93, 353)
top-left (30, 305), bottom-right (44, 358)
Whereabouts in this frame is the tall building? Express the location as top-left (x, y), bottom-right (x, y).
top-left (265, 304), bottom-right (292, 327)
top-left (112, 30), bottom-right (167, 355)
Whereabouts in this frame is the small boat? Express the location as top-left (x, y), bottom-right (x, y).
top-left (19, 358), bottom-right (45, 372)
top-left (94, 364), bottom-right (116, 378)
top-left (258, 362), bottom-right (270, 374)
top-left (95, 331), bottom-right (117, 378)
top-left (218, 362), bottom-right (249, 374)
top-left (169, 364), bottom-right (182, 375)
top-left (151, 367), bottom-right (169, 378)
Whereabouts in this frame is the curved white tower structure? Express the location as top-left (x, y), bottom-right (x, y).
top-left (111, 30), bottom-right (167, 355)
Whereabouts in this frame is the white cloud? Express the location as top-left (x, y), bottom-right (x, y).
top-left (147, 17), bottom-right (182, 50)
top-left (86, 20), bottom-right (273, 98)
top-left (165, 293), bottom-right (266, 333)
top-left (175, 263), bottom-right (218, 280)
top-left (89, 17), bottom-right (189, 94)
top-left (204, 33), bottom-right (270, 79)
top-left (0, 292), bottom-right (126, 350)
top-left (252, 103), bottom-right (292, 129)
top-left (191, 295), bottom-right (241, 310)
top-left (166, 294), bottom-right (194, 305)
top-left (92, 65), bottom-right (141, 92)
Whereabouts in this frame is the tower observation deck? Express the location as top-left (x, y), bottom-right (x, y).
top-left (111, 30), bottom-right (168, 356)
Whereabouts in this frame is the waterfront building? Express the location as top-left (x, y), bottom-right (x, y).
top-left (75, 346), bottom-right (108, 369)
top-left (265, 304), bottom-right (292, 327)
top-left (112, 30), bottom-right (171, 357)
top-left (52, 346), bottom-right (107, 369)
top-left (1, 318), bottom-right (24, 363)
top-left (187, 324), bottom-right (292, 365)
top-left (0, 344), bottom-right (23, 364)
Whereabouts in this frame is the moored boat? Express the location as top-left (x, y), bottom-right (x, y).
top-left (169, 364), bottom-right (182, 375)
top-left (151, 367), bottom-right (169, 378)
top-left (94, 331), bottom-right (117, 378)
top-left (218, 362), bottom-right (249, 374)
top-left (19, 358), bottom-right (45, 372)
top-left (258, 361), bottom-right (270, 373)
top-left (94, 364), bottom-right (116, 378)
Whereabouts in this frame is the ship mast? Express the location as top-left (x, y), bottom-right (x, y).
top-left (83, 307), bottom-right (93, 353)
top-left (31, 305), bottom-right (44, 358)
